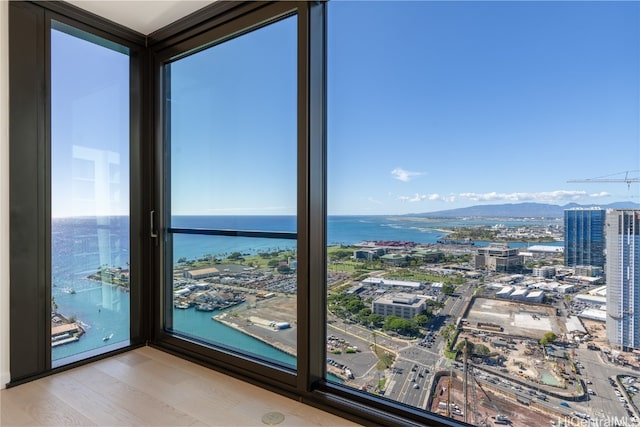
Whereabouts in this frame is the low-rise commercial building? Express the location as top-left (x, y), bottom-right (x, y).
top-left (474, 244), bottom-right (523, 272)
top-left (362, 277), bottom-right (423, 290)
top-left (372, 293), bottom-right (427, 319)
top-left (184, 267), bottom-right (219, 280)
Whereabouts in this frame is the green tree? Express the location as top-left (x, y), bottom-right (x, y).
top-left (413, 314), bottom-right (430, 327)
top-left (267, 259), bottom-right (280, 268)
top-left (277, 265), bottom-right (292, 274)
top-left (355, 307), bottom-right (372, 324)
top-left (367, 314), bottom-right (384, 328)
top-left (440, 324), bottom-right (455, 341)
top-left (384, 316), bottom-right (418, 336)
top-left (331, 249), bottom-right (353, 260)
top-left (474, 344), bottom-right (491, 356)
top-left (442, 284), bottom-right (456, 295)
top-left (228, 251), bottom-right (243, 260)
top-left (376, 351), bottom-right (394, 370)
top-left (455, 340), bottom-right (474, 356)
top-left (346, 299), bottom-right (365, 314)
top-left (540, 331), bottom-right (557, 347)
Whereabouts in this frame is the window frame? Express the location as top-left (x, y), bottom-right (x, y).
top-left (8, 0), bottom-right (147, 382)
top-left (150, 0), bottom-right (317, 392)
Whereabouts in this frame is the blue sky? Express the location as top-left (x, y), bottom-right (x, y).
top-left (52, 1), bottom-right (639, 217)
top-left (51, 26), bottom-right (129, 218)
top-left (328, 1), bottom-right (640, 215)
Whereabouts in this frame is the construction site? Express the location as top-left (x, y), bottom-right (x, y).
top-left (430, 371), bottom-right (555, 427)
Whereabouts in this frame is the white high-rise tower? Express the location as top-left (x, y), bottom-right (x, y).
top-left (606, 210), bottom-right (640, 351)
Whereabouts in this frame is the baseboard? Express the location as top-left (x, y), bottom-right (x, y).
top-left (1, 371), bottom-right (10, 389)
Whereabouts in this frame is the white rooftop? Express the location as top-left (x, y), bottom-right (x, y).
top-left (511, 287), bottom-right (528, 296)
top-left (588, 285), bottom-right (607, 296)
top-left (527, 245), bottom-right (564, 253)
top-left (579, 308), bottom-right (607, 322)
top-left (496, 286), bottom-right (513, 295)
top-left (575, 294), bottom-right (607, 304)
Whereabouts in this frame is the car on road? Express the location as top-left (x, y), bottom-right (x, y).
top-left (560, 402), bottom-right (570, 408)
top-left (413, 384), bottom-right (420, 389)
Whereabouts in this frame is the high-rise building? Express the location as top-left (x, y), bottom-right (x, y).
top-left (606, 209), bottom-right (640, 351)
top-left (564, 208), bottom-right (606, 268)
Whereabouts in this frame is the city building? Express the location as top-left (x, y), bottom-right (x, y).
top-left (353, 248), bottom-right (384, 261)
top-left (362, 277), bottom-right (423, 290)
top-left (558, 284), bottom-right (576, 294)
top-left (380, 253), bottom-right (409, 266)
top-left (371, 293), bottom-right (427, 319)
top-left (474, 244), bottom-right (523, 272)
top-left (606, 210), bottom-right (640, 351)
top-left (532, 266), bottom-right (556, 279)
top-left (574, 265), bottom-right (603, 277)
top-left (496, 286), bottom-right (514, 298)
top-left (411, 249), bottom-right (444, 263)
top-left (183, 267), bottom-right (219, 280)
top-left (525, 290), bottom-right (545, 304)
top-left (524, 245), bottom-right (564, 260)
top-left (510, 287), bottom-right (529, 301)
top-left (564, 208), bottom-right (606, 268)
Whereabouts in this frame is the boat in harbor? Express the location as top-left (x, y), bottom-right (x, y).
top-left (195, 303), bottom-right (215, 312)
top-left (103, 333), bottom-right (113, 341)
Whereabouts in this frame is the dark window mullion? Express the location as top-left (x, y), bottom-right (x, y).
top-left (168, 228), bottom-right (297, 240)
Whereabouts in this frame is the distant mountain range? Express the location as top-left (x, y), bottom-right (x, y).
top-left (408, 202), bottom-right (640, 219)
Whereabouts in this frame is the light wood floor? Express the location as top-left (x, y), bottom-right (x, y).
top-left (0, 346), bottom-right (361, 427)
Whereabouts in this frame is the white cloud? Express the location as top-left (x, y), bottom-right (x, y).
top-left (399, 193), bottom-right (456, 203)
top-left (391, 168), bottom-right (423, 182)
top-left (396, 190), bottom-right (606, 204)
top-left (457, 190), bottom-right (588, 202)
top-left (367, 197), bottom-right (383, 205)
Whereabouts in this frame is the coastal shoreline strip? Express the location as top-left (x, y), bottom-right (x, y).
top-left (213, 312), bottom-right (297, 358)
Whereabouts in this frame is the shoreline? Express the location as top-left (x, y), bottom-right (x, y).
top-left (213, 311), bottom-right (297, 358)
top-left (214, 311), bottom-right (350, 382)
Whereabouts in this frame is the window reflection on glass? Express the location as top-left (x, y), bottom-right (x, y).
top-left (51, 22), bottom-right (130, 362)
top-left (327, 1), bottom-right (639, 423)
top-left (165, 16), bottom-right (297, 368)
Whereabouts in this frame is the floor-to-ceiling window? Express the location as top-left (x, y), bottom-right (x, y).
top-left (326, 1), bottom-right (639, 425)
top-left (9, 1), bottom-right (143, 381)
top-left (157, 5), bottom-right (300, 374)
top-left (50, 21), bottom-right (131, 364)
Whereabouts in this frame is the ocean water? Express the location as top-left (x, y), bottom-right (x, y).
top-left (52, 215), bottom-right (562, 361)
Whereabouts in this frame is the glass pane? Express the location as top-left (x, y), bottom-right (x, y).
top-left (165, 16), bottom-right (297, 368)
top-left (168, 233), bottom-right (297, 366)
top-left (328, 1), bottom-right (639, 424)
top-left (51, 23), bottom-right (130, 361)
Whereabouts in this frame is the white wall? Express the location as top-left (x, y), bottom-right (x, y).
top-left (1, 0), bottom-right (10, 389)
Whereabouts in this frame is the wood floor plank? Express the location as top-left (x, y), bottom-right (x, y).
top-left (1, 381), bottom-right (96, 426)
top-left (0, 391), bottom-right (39, 426)
top-left (65, 362), bottom-right (201, 426)
top-left (36, 370), bottom-right (151, 426)
top-left (1, 348), bottom-right (361, 427)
